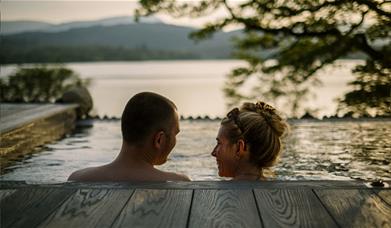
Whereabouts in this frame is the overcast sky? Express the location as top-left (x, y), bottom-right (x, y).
top-left (1, 0), bottom-right (229, 28)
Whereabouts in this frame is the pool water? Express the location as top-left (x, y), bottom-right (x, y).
top-left (1, 119), bottom-right (390, 183)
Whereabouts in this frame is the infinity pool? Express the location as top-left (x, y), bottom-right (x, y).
top-left (1, 119), bottom-right (390, 183)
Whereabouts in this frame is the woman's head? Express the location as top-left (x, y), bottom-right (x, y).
top-left (211, 101), bottom-right (289, 177)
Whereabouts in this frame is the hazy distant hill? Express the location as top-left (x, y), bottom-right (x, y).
top-left (3, 23), bottom-right (233, 50)
top-left (1, 21), bottom-right (54, 35)
top-left (1, 22), bottom-right (244, 63)
top-left (0, 15), bottom-right (369, 64)
top-left (1, 16), bottom-right (162, 35)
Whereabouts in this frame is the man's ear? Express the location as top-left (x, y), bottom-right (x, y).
top-left (153, 131), bottom-right (165, 149)
top-left (236, 139), bottom-right (246, 158)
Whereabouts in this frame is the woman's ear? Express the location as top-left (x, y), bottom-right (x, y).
top-left (153, 131), bottom-right (165, 149)
top-left (236, 139), bottom-right (246, 158)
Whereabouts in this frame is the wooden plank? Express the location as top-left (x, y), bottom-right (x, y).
top-left (374, 189), bottom-right (391, 205)
top-left (0, 181), bottom-right (27, 189)
top-left (112, 189), bottom-right (192, 228)
top-left (11, 180), bottom-right (369, 190)
top-left (254, 189), bottom-right (337, 228)
top-left (38, 189), bottom-right (133, 228)
top-left (0, 103), bottom-right (78, 134)
top-left (0, 103), bottom-right (40, 117)
top-left (1, 187), bottom-right (75, 228)
top-left (189, 189), bottom-right (262, 228)
top-left (0, 189), bottom-right (17, 227)
top-left (0, 189), bottom-right (16, 201)
top-left (0, 105), bottom-right (77, 161)
top-left (314, 189), bottom-right (391, 228)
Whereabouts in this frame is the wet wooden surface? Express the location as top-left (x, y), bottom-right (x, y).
top-left (0, 103), bottom-right (78, 134)
top-left (1, 181), bottom-right (390, 228)
top-left (0, 103), bottom-right (78, 168)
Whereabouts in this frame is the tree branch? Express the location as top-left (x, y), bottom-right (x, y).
top-left (237, 17), bottom-right (342, 37)
top-left (250, 0), bottom-right (352, 18)
top-left (353, 33), bottom-right (389, 67)
top-left (355, 0), bottom-right (391, 19)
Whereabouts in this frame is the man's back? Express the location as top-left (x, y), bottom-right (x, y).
top-left (68, 92), bottom-right (190, 182)
top-left (68, 164), bottom-right (190, 182)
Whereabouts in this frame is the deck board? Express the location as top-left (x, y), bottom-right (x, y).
top-left (0, 103), bottom-right (41, 118)
top-left (189, 189), bottom-right (262, 228)
top-left (112, 189), bottom-right (192, 228)
top-left (0, 189), bottom-right (16, 201)
top-left (254, 189), bottom-right (337, 228)
top-left (374, 189), bottom-right (391, 206)
top-left (0, 103), bottom-right (78, 168)
top-left (0, 188), bottom-right (75, 228)
top-left (38, 189), bottom-right (134, 228)
top-left (3, 180), bottom-right (369, 190)
top-left (0, 181), bottom-right (389, 228)
top-left (0, 103), bottom-right (78, 134)
top-left (314, 189), bottom-right (391, 228)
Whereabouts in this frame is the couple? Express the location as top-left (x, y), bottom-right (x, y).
top-left (68, 92), bottom-right (288, 182)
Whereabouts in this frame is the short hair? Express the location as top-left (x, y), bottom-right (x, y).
top-left (221, 101), bottom-right (289, 168)
top-left (121, 92), bottom-right (177, 145)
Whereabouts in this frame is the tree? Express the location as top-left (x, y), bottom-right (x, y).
top-left (0, 65), bottom-right (89, 103)
top-left (137, 0), bottom-right (390, 117)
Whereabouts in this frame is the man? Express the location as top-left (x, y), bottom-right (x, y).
top-left (68, 92), bottom-right (190, 181)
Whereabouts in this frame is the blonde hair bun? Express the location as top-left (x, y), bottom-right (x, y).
top-left (241, 101), bottom-right (287, 137)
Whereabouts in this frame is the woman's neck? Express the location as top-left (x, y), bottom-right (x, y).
top-left (233, 163), bottom-right (263, 180)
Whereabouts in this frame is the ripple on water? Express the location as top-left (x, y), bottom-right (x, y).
top-left (1, 119), bottom-right (390, 183)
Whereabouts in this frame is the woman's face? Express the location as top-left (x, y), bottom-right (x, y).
top-left (211, 124), bottom-right (238, 177)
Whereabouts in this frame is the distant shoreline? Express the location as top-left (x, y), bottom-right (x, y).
top-left (0, 58), bottom-right (365, 66)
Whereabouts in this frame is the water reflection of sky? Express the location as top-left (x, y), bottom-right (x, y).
top-left (1, 60), bottom-right (360, 118)
top-left (1, 119), bottom-right (390, 183)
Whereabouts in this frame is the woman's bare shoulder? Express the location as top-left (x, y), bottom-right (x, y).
top-left (160, 170), bottom-right (191, 181)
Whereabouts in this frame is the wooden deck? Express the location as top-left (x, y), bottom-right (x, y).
top-left (1, 181), bottom-right (390, 228)
top-left (0, 103), bottom-right (78, 171)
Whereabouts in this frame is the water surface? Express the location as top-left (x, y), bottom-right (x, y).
top-left (1, 60), bottom-right (359, 118)
top-left (1, 119), bottom-right (390, 183)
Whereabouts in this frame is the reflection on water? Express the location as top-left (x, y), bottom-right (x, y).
top-left (1, 60), bottom-right (358, 118)
top-left (1, 120), bottom-right (390, 183)
top-left (280, 121), bottom-right (391, 180)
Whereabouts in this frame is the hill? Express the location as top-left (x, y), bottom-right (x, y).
top-left (0, 16), bottom-right (162, 35)
top-left (1, 22), bottom-right (242, 63)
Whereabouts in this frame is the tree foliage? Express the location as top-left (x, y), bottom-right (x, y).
top-left (337, 59), bottom-right (390, 116)
top-left (137, 0), bottom-right (391, 117)
top-left (0, 66), bottom-right (89, 103)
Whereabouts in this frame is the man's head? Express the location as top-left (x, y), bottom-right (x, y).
top-left (121, 92), bottom-right (179, 164)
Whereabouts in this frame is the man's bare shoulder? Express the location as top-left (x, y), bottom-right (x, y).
top-left (68, 167), bottom-right (101, 182)
top-left (68, 165), bottom-right (191, 182)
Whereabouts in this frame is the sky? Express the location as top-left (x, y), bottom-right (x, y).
top-left (1, 0), bottom-right (229, 27)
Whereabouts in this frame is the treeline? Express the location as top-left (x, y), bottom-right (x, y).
top-left (0, 45), bottom-right (203, 64)
top-left (1, 44), bottom-right (367, 64)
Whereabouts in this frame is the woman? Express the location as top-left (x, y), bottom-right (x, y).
top-left (211, 101), bottom-right (289, 180)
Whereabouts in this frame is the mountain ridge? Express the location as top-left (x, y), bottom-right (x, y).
top-left (1, 22), bottom-right (244, 63)
top-left (1, 15), bottom-right (163, 35)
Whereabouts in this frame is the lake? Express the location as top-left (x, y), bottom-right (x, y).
top-left (1, 59), bottom-right (359, 118)
top-left (1, 119), bottom-right (390, 183)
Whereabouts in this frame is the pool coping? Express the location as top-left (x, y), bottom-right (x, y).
top-left (0, 103), bottom-right (79, 134)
